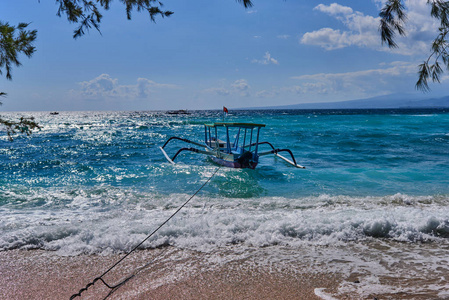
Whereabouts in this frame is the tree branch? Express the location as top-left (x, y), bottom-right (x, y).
top-left (0, 22), bottom-right (37, 80)
top-left (0, 116), bottom-right (41, 141)
top-left (380, 0), bottom-right (449, 91)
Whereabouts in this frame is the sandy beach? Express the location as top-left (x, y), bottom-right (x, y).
top-left (0, 247), bottom-right (340, 300)
top-left (2, 241), bottom-right (448, 300)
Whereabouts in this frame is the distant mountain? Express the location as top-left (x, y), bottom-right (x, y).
top-left (241, 94), bottom-right (449, 110)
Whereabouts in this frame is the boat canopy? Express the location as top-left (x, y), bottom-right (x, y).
top-left (204, 122), bottom-right (265, 156)
top-left (204, 122), bottom-right (265, 128)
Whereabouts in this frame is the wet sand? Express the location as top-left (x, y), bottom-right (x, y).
top-left (0, 247), bottom-right (340, 300)
top-left (1, 243), bottom-right (448, 299)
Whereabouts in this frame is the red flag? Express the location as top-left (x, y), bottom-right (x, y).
top-left (223, 106), bottom-right (228, 113)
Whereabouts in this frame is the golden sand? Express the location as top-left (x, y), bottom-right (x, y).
top-left (1, 244), bottom-right (446, 300)
top-left (0, 248), bottom-right (339, 300)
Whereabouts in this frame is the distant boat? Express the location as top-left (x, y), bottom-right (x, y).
top-left (50, 112), bottom-right (59, 115)
top-left (166, 110), bottom-right (191, 115)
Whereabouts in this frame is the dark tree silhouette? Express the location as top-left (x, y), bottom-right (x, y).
top-left (380, 0), bottom-right (449, 91)
top-left (54, 0), bottom-right (252, 38)
top-left (0, 22), bottom-right (39, 140)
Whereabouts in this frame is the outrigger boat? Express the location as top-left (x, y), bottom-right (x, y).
top-left (160, 122), bottom-right (305, 169)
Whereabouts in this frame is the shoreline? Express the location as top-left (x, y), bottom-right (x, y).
top-left (2, 241), bottom-right (448, 299)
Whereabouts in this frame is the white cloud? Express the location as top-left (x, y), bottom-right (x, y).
top-left (314, 3), bottom-right (353, 15)
top-left (302, 28), bottom-right (353, 50)
top-left (256, 89), bottom-right (279, 98)
top-left (202, 79), bottom-right (251, 97)
top-left (136, 78), bottom-right (177, 98)
top-left (290, 61), bottom-right (418, 96)
top-left (202, 87), bottom-right (230, 96)
top-left (301, 3), bottom-right (380, 50)
top-left (78, 74), bottom-right (118, 98)
top-left (252, 52), bottom-right (279, 65)
top-left (72, 74), bottom-right (177, 100)
top-left (301, 1), bottom-right (439, 55)
top-left (232, 79), bottom-right (249, 91)
top-left (243, 61), bottom-right (425, 104)
top-left (277, 35), bottom-right (290, 39)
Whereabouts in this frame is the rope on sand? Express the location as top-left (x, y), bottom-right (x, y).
top-left (69, 166), bottom-right (222, 300)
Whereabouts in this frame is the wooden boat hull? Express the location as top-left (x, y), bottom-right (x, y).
top-left (209, 156), bottom-right (258, 169)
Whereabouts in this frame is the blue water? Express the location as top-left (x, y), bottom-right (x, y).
top-left (1, 109), bottom-right (449, 254)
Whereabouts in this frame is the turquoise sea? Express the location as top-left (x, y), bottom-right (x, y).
top-left (1, 108), bottom-right (449, 297)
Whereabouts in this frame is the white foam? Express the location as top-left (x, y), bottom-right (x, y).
top-left (2, 190), bottom-right (449, 256)
top-left (314, 288), bottom-right (338, 300)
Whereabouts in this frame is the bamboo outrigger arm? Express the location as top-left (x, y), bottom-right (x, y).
top-left (160, 146), bottom-right (176, 164)
top-left (172, 148), bottom-right (215, 161)
top-left (251, 141), bottom-right (305, 169)
top-left (161, 136), bottom-right (205, 149)
top-left (160, 137), bottom-right (216, 164)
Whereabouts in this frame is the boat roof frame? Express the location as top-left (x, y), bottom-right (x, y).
top-left (204, 122), bottom-right (265, 128)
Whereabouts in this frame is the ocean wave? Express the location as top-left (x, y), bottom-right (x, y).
top-left (1, 189), bottom-right (448, 255)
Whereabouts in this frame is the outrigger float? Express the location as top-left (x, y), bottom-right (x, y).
top-left (160, 122), bottom-right (305, 169)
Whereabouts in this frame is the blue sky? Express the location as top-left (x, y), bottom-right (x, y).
top-left (2, 0), bottom-right (449, 111)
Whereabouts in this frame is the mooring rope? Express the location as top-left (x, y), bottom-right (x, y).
top-left (101, 246), bottom-right (170, 300)
top-left (70, 166), bottom-right (221, 299)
